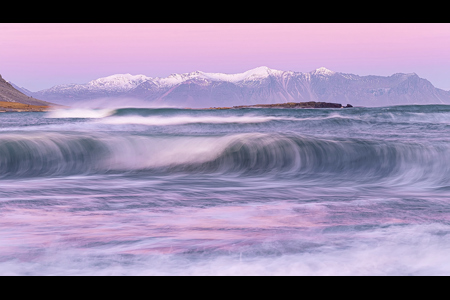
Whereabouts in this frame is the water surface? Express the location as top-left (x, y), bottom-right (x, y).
top-left (1, 105), bottom-right (450, 275)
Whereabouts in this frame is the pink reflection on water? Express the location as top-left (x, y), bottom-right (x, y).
top-left (0, 198), bottom-right (415, 258)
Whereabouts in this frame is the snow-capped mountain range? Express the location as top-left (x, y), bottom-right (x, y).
top-left (17, 66), bottom-right (450, 107)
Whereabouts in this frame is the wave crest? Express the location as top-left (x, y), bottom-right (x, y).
top-left (45, 108), bottom-right (116, 119)
top-left (0, 132), bottom-right (448, 188)
top-left (96, 115), bottom-right (286, 126)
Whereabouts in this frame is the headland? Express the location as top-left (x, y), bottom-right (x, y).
top-left (0, 101), bottom-right (51, 112)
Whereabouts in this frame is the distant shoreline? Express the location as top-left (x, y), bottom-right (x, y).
top-left (0, 101), bottom-right (52, 112)
top-left (201, 101), bottom-right (353, 110)
top-left (0, 101), bottom-right (353, 112)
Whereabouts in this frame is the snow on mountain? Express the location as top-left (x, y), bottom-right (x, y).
top-left (198, 66), bottom-right (283, 83)
top-left (38, 67), bottom-right (291, 96)
top-left (87, 74), bottom-right (152, 91)
top-left (311, 67), bottom-right (336, 76)
top-left (29, 66), bottom-right (450, 107)
top-left (152, 71), bottom-right (204, 88)
top-left (150, 66), bottom-right (284, 87)
top-left (27, 67), bottom-right (339, 98)
top-left (39, 74), bottom-right (152, 95)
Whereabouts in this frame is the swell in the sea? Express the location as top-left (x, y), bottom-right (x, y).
top-left (0, 131), bottom-right (448, 190)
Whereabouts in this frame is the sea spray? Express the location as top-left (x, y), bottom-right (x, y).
top-left (45, 108), bottom-right (116, 119)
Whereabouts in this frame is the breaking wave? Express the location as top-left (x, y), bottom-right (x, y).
top-left (43, 105), bottom-right (450, 128)
top-left (45, 107), bottom-right (296, 125)
top-left (1, 132), bottom-right (449, 189)
top-left (46, 108), bottom-right (116, 119)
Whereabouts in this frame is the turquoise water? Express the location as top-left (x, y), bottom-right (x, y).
top-left (1, 105), bottom-right (450, 275)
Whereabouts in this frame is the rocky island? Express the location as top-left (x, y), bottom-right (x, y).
top-left (206, 101), bottom-right (353, 110)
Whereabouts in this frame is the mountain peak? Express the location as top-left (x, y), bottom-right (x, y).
top-left (87, 74), bottom-right (151, 90)
top-left (247, 66), bottom-right (271, 73)
top-left (246, 66), bottom-right (283, 76)
top-left (392, 72), bottom-right (418, 78)
top-left (197, 66), bottom-right (282, 83)
top-left (311, 67), bottom-right (335, 76)
top-left (89, 73), bottom-right (150, 83)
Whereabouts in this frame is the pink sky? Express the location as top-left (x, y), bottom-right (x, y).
top-left (1, 23), bottom-right (450, 91)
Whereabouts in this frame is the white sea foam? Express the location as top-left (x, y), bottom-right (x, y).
top-left (45, 108), bottom-right (116, 119)
top-left (1, 223), bottom-right (449, 276)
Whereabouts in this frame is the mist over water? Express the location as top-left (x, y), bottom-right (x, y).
top-left (2, 105), bottom-right (450, 275)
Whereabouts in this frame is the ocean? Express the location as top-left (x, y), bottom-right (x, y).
top-left (1, 105), bottom-right (450, 275)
